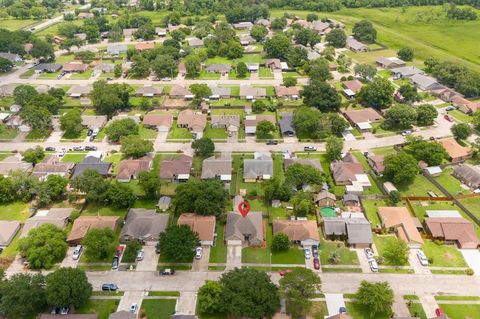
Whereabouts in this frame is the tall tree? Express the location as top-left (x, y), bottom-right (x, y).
top-left (60, 108), bottom-right (83, 137)
top-left (383, 152), bottom-right (418, 186)
top-left (264, 33), bottom-right (292, 59)
top-left (192, 137), bottom-right (215, 157)
top-left (302, 81), bottom-right (341, 112)
top-left (159, 225), bottom-right (200, 262)
top-left (138, 171), bottom-right (161, 199)
top-left (105, 118), bottom-right (139, 142)
top-left (70, 169), bottom-right (109, 203)
top-left (120, 135), bottom-right (153, 158)
top-left (352, 20), bottom-right (377, 43)
top-left (326, 136), bottom-right (344, 161)
top-left (82, 228), bottom-right (116, 261)
top-left (382, 238), bottom-right (409, 265)
top-left (22, 146), bottom-right (45, 165)
top-left (46, 268), bottom-right (92, 308)
top-left (356, 281), bottom-right (393, 317)
top-left (325, 28), bottom-right (346, 48)
top-left (0, 273), bottom-right (47, 318)
top-left (358, 77), bottom-right (394, 109)
top-left (174, 180), bottom-right (229, 217)
top-left (279, 268), bottom-right (321, 318)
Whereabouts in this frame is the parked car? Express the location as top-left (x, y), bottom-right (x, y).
top-left (444, 114), bottom-right (453, 122)
top-left (304, 146), bottom-right (317, 151)
top-left (369, 259), bottom-right (378, 272)
top-left (445, 105), bottom-right (455, 111)
top-left (304, 248), bottom-right (311, 259)
top-left (401, 130), bottom-right (412, 136)
top-left (160, 269), bottom-right (175, 275)
top-left (161, 77), bottom-right (171, 81)
top-left (60, 306), bottom-right (70, 315)
top-left (45, 147), bottom-right (56, 151)
top-left (417, 250), bottom-right (429, 266)
top-left (136, 250), bottom-right (144, 261)
top-left (73, 146), bottom-right (84, 151)
top-left (72, 245), bottom-right (83, 260)
top-left (85, 145), bottom-right (97, 151)
top-left (312, 245), bottom-right (319, 258)
top-left (435, 308), bottom-right (445, 316)
top-left (111, 257), bottom-right (119, 270)
top-left (155, 242), bottom-right (161, 254)
top-left (87, 129), bottom-right (93, 136)
top-left (0, 247), bottom-right (3, 254)
top-left (266, 140), bottom-right (278, 145)
top-left (339, 306), bottom-right (347, 314)
top-left (102, 283), bottom-right (118, 291)
top-left (313, 257), bottom-right (320, 270)
top-left (51, 307), bottom-right (60, 314)
top-left (130, 303), bottom-right (138, 314)
top-left (115, 245), bottom-right (124, 257)
top-left (364, 248), bottom-right (374, 260)
top-left (278, 269), bottom-right (292, 276)
top-left (195, 247), bottom-right (203, 259)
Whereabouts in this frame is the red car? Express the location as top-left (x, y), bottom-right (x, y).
top-left (313, 258), bottom-right (320, 270)
top-left (278, 269), bottom-right (292, 276)
top-left (435, 308), bottom-right (444, 316)
top-left (116, 245), bottom-right (124, 257)
top-left (444, 114), bottom-right (453, 122)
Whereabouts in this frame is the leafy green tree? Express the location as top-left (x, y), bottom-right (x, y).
top-left (18, 224), bottom-right (67, 269)
top-left (174, 180), bottom-right (229, 217)
top-left (473, 111), bottom-right (480, 131)
top-left (48, 87), bottom-right (66, 101)
top-left (383, 238), bottom-right (409, 265)
top-left (325, 28), bottom-right (347, 48)
top-left (256, 120), bottom-right (276, 139)
top-left (9, 171), bottom-right (38, 202)
top-left (184, 54), bottom-right (201, 78)
top-left (397, 47), bottom-right (414, 61)
top-left (252, 100), bottom-right (266, 113)
top-left (192, 137), bottom-right (215, 157)
top-left (91, 81), bottom-right (130, 117)
top-left (398, 84), bottom-right (420, 104)
top-left (46, 268), bottom-right (92, 308)
top-left (271, 17), bottom-right (287, 30)
top-left (326, 136), bottom-right (344, 161)
top-left (227, 40), bottom-right (244, 59)
top-left (152, 54), bottom-right (178, 79)
top-left (383, 152), bottom-right (418, 186)
top-left (302, 81), bottom-right (341, 112)
top-left (271, 233), bottom-right (290, 252)
top-left (60, 108), bottom-right (83, 137)
top-left (356, 281), bottom-right (393, 317)
top-left (265, 33), bottom-right (292, 59)
top-left (0, 273), bottom-right (47, 318)
top-left (0, 175), bottom-right (15, 204)
top-left (0, 57), bottom-right (14, 73)
top-left (105, 118), bottom-right (139, 142)
top-left (416, 104), bottom-right (437, 126)
top-left (82, 228), bottom-right (116, 261)
top-left (120, 135), bottom-right (153, 158)
top-left (13, 85), bottom-right (38, 106)
top-left (220, 268), bottom-right (279, 319)
top-left (451, 123), bottom-right (472, 140)
top-left (279, 268), bottom-right (321, 318)
top-left (129, 55), bottom-right (151, 79)
top-left (138, 171), bottom-right (161, 199)
top-left (190, 83), bottom-right (212, 105)
top-left (262, 177), bottom-right (291, 202)
top-left (283, 76), bottom-right (297, 87)
top-left (159, 225), bottom-right (200, 262)
top-left (106, 182), bottom-right (136, 208)
top-left (306, 13), bottom-right (318, 22)
top-left (389, 190), bottom-right (401, 205)
top-left (27, 93), bottom-right (62, 115)
top-left (197, 280), bottom-right (224, 314)
top-left (291, 191), bottom-right (314, 216)
top-left (358, 77), bottom-right (395, 109)
top-left (406, 137), bottom-right (447, 166)
top-left (236, 62), bottom-right (248, 78)
top-left (354, 63), bottom-right (377, 80)
top-left (383, 104), bottom-right (417, 130)
top-left (250, 25), bottom-right (268, 42)
top-left (134, 23), bottom-right (155, 40)
top-left (36, 175), bottom-right (69, 208)
top-left (306, 58), bottom-right (331, 82)
top-left (285, 163), bottom-right (323, 190)
top-left (22, 146), bottom-right (45, 165)
top-left (114, 64), bottom-right (122, 78)
top-left (287, 46), bottom-right (308, 68)
top-left (70, 169), bottom-right (109, 203)
top-left (20, 104), bottom-right (52, 132)
top-left (352, 20), bottom-right (377, 43)
top-left (294, 28), bottom-right (320, 47)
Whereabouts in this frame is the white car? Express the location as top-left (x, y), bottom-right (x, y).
top-left (364, 248), bottom-right (374, 260)
top-left (417, 250), bottom-right (429, 266)
top-left (304, 248), bottom-right (311, 259)
top-left (369, 259), bottom-right (378, 272)
top-left (136, 250), bottom-right (144, 261)
top-left (195, 247), bottom-right (203, 259)
top-left (130, 303), bottom-right (138, 314)
top-left (72, 245), bottom-right (83, 260)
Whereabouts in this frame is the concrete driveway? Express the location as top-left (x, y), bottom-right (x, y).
top-left (354, 248), bottom-right (372, 273)
top-left (460, 249), bottom-right (480, 275)
top-left (226, 244), bottom-right (242, 270)
top-left (192, 247), bottom-right (210, 272)
top-left (117, 291), bottom-right (145, 313)
top-left (135, 246), bottom-right (158, 272)
top-left (176, 291), bottom-right (196, 315)
top-left (325, 293), bottom-right (346, 316)
top-left (409, 249), bottom-right (431, 275)
top-left (60, 247), bottom-right (80, 268)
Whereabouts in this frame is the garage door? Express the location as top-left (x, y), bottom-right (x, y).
top-left (227, 240), bottom-right (242, 246)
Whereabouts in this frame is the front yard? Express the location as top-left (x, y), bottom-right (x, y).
top-left (204, 124), bottom-right (228, 140)
top-left (319, 239), bottom-right (360, 266)
top-left (422, 240), bottom-right (467, 267)
top-left (167, 121), bottom-right (192, 140)
top-left (374, 234), bottom-right (407, 266)
top-left (141, 299), bottom-right (176, 319)
top-left (77, 299), bottom-right (119, 319)
top-left (61, 152), bottom-right (87, 163)
top-left (438, 304), bottom-right (480, 319)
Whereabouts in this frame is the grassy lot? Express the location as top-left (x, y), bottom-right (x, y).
top-left (20, 69), bottom-right (35, 79)
top-left (371, 146), bottom-right (396, 156)
top-left (409, 200), bottom-right (461, 223)
top-left (396, 174), bottom-right (441, 197)
top-left (210, 98), bottom-right (246, 107)
top-left (360, 199), bottom-right (392, 228)
top-left (167, 121), bottom-right (192, 140)
top-left (25, 129), bottom-right (50, 140)
top-left (407, 302), bottom-right (427, 319)
top-left (344, 302), bottom-right (391, 319)
top-left (447, 109), bottom-right (472, 123)
top-left (0, 18), bottom-right (39, 30)
top-left (422, 240), bottom-right (467, 267)
top-left (319, 240), bottom-right (360, 265)
top-left (458, 197), bottom-right (480, 220)
top-left (308, 301), bottom-right (328, 319)
top-left (352, 152), bottom-right (383, 195)
top-left (77, 299), bottom-right (119, 319)
top-left (61, 128), bottom-right (88, 141)
top-left (434, 168), bottom-right (472, 196)
top-left (0, 152), bottom-right (12, 161)
top-left (204, 124), bottom-right (228, 139)
top-left (105, 153), bottom-right (123, 175)
top-left (242, 220), bottom-right (271, 264)
top-left (231, 153), bottom-right (266, 196)
top-left (439, 304), bottom-right (480, 319)
top-left (82, 203), bottom-right (127, 219)
top-left (282, 71), bottom-right (305, 78)
top-left (228, 69), bottom-right (250, 80)
top-left (0, 202), bottom-right (30, 222)
top-left (141, 299), bottom-right (176, 319)
top-left (374, 234), bottom-right (407, 266)
top-left (271, 247), bottom-right (305, 264)
top-left (62, 152), bottom-right (87, 163)
top-left (69, 69), bottom-right (94, 80)
top-left (0, 126), bottom-right (18, 140)
top-left (139, 124), bottom-right (158, 139)
top-left (209, 223), bottom-right (227, 263)
top-left (0, 97), bottom-right (15, 108)
top-left (199, 70), bottom-right (221, 80)
top-left (259, 67), bottom-right (274, 79)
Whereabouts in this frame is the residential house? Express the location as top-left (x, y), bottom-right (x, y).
top-left (243, 152), bottom-right (273, 182)
top-left (265, 59), bottom-right (282, 71)
top-left (330, 153), bottom-right (364, 186)
top-left (34, 63), bottom-right (62, 73)
top-left (167, 24), bottom-right (187, 32)
top-left (135, 42), bottom-right (155, 51)
top-left (22, 208), bottom-right (73, 238)
top-left (343, 193), bottom-right (360, 207)
top-left (169, 85), bottom-right (193, 99)
top-left (209, 86), bottom-right (231, 99)
top-left (9, 104), bottom-right (20, 113)
top-left (410, 74), bottom-right (442, 91)
top-left (284, 158), bottom-right (322, 172)
top-left (187, 37), bottom-right (204, 48)
top-left (67, 216), bottom-right (120, 245)
top-left (341, 80), bottom-right (363, 99)
top-left (239, 34), bottom-right (255, 45)
top-left (323, 217), bottom-right (347, 237)
top-left (200, 155), bottom-right (232, 181)
top-left (78, 12), bottom-right (94, 19)
top-left (177, 109), bottom-right (207, 138)
top-left (314, 191), bottom-right (336, 207)
top-left (378, 207), bottom-right (424, 247)
top-left (120, 208), bottom-right (169, 243)
top-left (453, 96), bottom-right (480, 114)
top-left (275, 86), bottom-right (300, 100)
top-left (67, 85), bottom-right (92, 98)
top-left (438, 137), bottom-right (473, 163)
top-left (107, 44), bottom-right (128, 56)
top-left (0, 52), bottom-right (22, 62)
top-left (453, 164), bottom-right (480, 189)
top-left (239, 86), bottom-right (266, 99)
top-left (63, 62), bottom-right (89, 73)
top-left (40, 315), bottom-right (98, 319)
top-left (244, 115), bottom-right (276, 134)
top-left (0, 154), bottom-right (33, 177)
top-left (430, 87), bottom-right (463, 103)
top-left (205, 64), bottom-right (231, 75)
top-left (157, 196), bottom-right (171, 211)
top-left (376, 57), bottom-right (406, 69)
top-left (123, 28), bottom-right (138, 39)
top-left (143, 114), bottom-right (173, 132)
top-left (155, 28), bottom-right (167, 37)
top-left (246, 63), bottom-right (260, 72)
top-left (255, 19), bottom-right (270, 28)
top-left (233, 22), bottom-right (253, 30)
top-left (279, 112), bottom-right (295, 136)
top-left (177, 213), bottom-right (216, 246)
top-left (5, 115), bottom-right (30, 132)
top-left (346, 36), bottom-right (368, 52)
top-left (390, 66), bottom-right (424, 80)
top-left (210, 115), bottom-right (240, 137)
top-left (225, 211), bottom-right (263, 246)
top-left (0, 221), bottom-right (21, 247)
top-left (323, 215), bottom-right (373, 247)
top-left (426, 210), bottom-right (462, 218)
top-left (93, 63), bottom-right (115, 76)
top-left (425, 217), bottom-right (479, 249)
top-left (343, 108), bottom-right (383, 132)
top-left (272, 220), bottom-right (320, 246)
top-left (310, 20), bottom-right (330, 35)
top-left (81, 115), bottom-right (107, 130)
top-left (159, 154), bottom-right (192, 181)
top-left (367, 154), bottom-right (385, 175)
top-left (71, 152), bottom-right (112, 179)
top-left (136, 85), bottom-right (163, 97)
top-left (32, 155), bottom-right (74, 181)
top-left (117, 156), bottom-right (153, 182)
top-left (326, 314), bottom-right (352, 319)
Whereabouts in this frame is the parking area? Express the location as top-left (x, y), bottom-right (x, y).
top-left (226, 244), bottom-right (242, 270)
top-left (60, 246), bottom-right (80, 268)
top-left (354, 248), bottom-right (372, 273)
top-left (135, 246), bottom-right (158, 272)
top-left (192, 247), bottom-right (210, 271)
top-left (325, 293), bottom-right (346, 316)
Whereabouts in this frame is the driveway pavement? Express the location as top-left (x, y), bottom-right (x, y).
top-left (192, 247), bottom-right (210, 272)
top-left (226, 244), bottom-right (242, 270)
top-left (117, 291), bottom-right (145, 313)
top-left (176, 292), bottom-right (196, 315)
top-left (354, 249), bottom-right (372, 273)
top-left (135, 246), bottom-right (158, 272)
top-left (409, 249), bottom-right (431, 275)
top-left (419, 294), bottom-right (439, 318)
top-left (60, 247), bottom-right (80, 268)
top-left (460, 249), bottom-right (480, 275)
top-left (324, 293), bottom-right (345, 316)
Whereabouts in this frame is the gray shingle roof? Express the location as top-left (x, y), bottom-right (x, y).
top-left (279, 112), bottom-right (295, 135)
top-left (346, 218), bottom-right (373, 244)
top-left (120, 209), bottom-right (169, 242)
top-left (243, 158), bottom-right (273, 179)
top-left (71, 156), bottom-right (112, 179)
top-left (225, 211), bottom-right (263, 245)
top-left (453, 164), bottom-right (480, 188)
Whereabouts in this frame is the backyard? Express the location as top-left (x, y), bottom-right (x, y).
top-left (0, 202), bottom-right (31, 222)
top-left (434, 168), bottom-right (471, 196)
top-left (396, 175), bottom-right (441, 197)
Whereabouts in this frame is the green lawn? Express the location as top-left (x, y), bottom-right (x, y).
top-left (199, 70), bottom-right (221, 80)
top-left (105, 153), bottom-right (123, 175)
top-left (458, 197), bottom-right (480, 220)
top-left (141, 299), bottom-right (177, 319)
top-left (82, 203), bottom-right (127, 219)
top-left (371, 146), bottom-right (396, 156)
top-left (259, 67), bottom-right (274, 79)
top-left (69, 69), bottom-right (93, 80)
top-left (271, 247), bottom-right (305, 264)
top-left (408, 302), bottom-right (427, 319)
top-left (232, 153), bottom-right (266, 196)
top-left (167, 121), bottom-right (192, 140)
top-left (308, 301), bottom-right (328, 319)
top-left (0, 18), bottom-right (39, 30)
top-left (0, 202), bottom-right (30, 222)
top-left (396, 175), bottom-right (441, 197)
top-left (210, 98), bottom-right (246, 107)
top-left (228, 69), bottom-right (250, 80)
top-left (434, 168), bottom-right (472, 196)
top-left (204, 124), bottom-right (228, 140)
top-left (209, 223), bottom-right (227, 263)
top-left (447, 109), bottom-right (472, 123)
top-left (439, 304), bottom-right (480, 319)
top-left (61, 128), bottom-right (88, 141)
top-left (374, 234), bottom-right (407, 266)
top-left (62, 152), bottom-right (87, 163)
top-left (422, 240), bottom-right (467, 267)
top-left (77, 299), bottom-right (119, 319)
top-left (20, 69), bottom-right (35, 79)
top-left (0, 126), bottom-right (18, 140)
top-left (282, 71), bottom-right (305, 78)
top-left (25, 129), bottom-right (50, 140)
top-left (242, 220), bottom-right (271, 264)
top-left (139, 124), bottom-right (158, 139)
top-left (319, 240), bottom-right (360, 265)
top-left (345, 302), bottom-right (391, 319)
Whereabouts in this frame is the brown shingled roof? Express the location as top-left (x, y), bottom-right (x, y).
top-left (67, 216), bottom-right (120, 244)
top-left (425, 217), bottom-right (479, 249)
top-left (177, 213), bottom-right (216, 242)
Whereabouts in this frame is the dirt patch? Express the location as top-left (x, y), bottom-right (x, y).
top-left (443, 252), bottom-right (455, 261)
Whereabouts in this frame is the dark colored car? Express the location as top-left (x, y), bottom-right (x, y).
top-left (313, 258), bottom-right (320, 270)
top-left (85, 146), bottom-right (98, 151)
top-left (45, 147), bottom-right (56, 151)
top-left (339, 306), bottom-right (347, 314)
top-left (87, 129), bottom-right (93, 136)
top-left (266, 140), bottom-right (278, 145)
top-left (111, 257), bottom-right (119, 270)
top-left (312, 245), bottom-right (319, 258)
top-left (304, 146), bottom-right (317, 151)
top-left (102, 283), bottom-right (118, 291)
top-left (155, 242), bottom-right (161, 254)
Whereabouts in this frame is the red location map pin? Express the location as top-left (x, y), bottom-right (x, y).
top-left (238, 201), bottom-right (250, 217)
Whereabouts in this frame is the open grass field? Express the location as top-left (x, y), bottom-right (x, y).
top-left (271, 6), bottom-right (480, 72)
top-left (319, 240), bottom-right (360, 266)
top-left (77, 299), bottom-right (119, 319)
top-left (396, 174), bottom-right (441, 197)
top-left (0, 18), bottom-right (40, 30)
